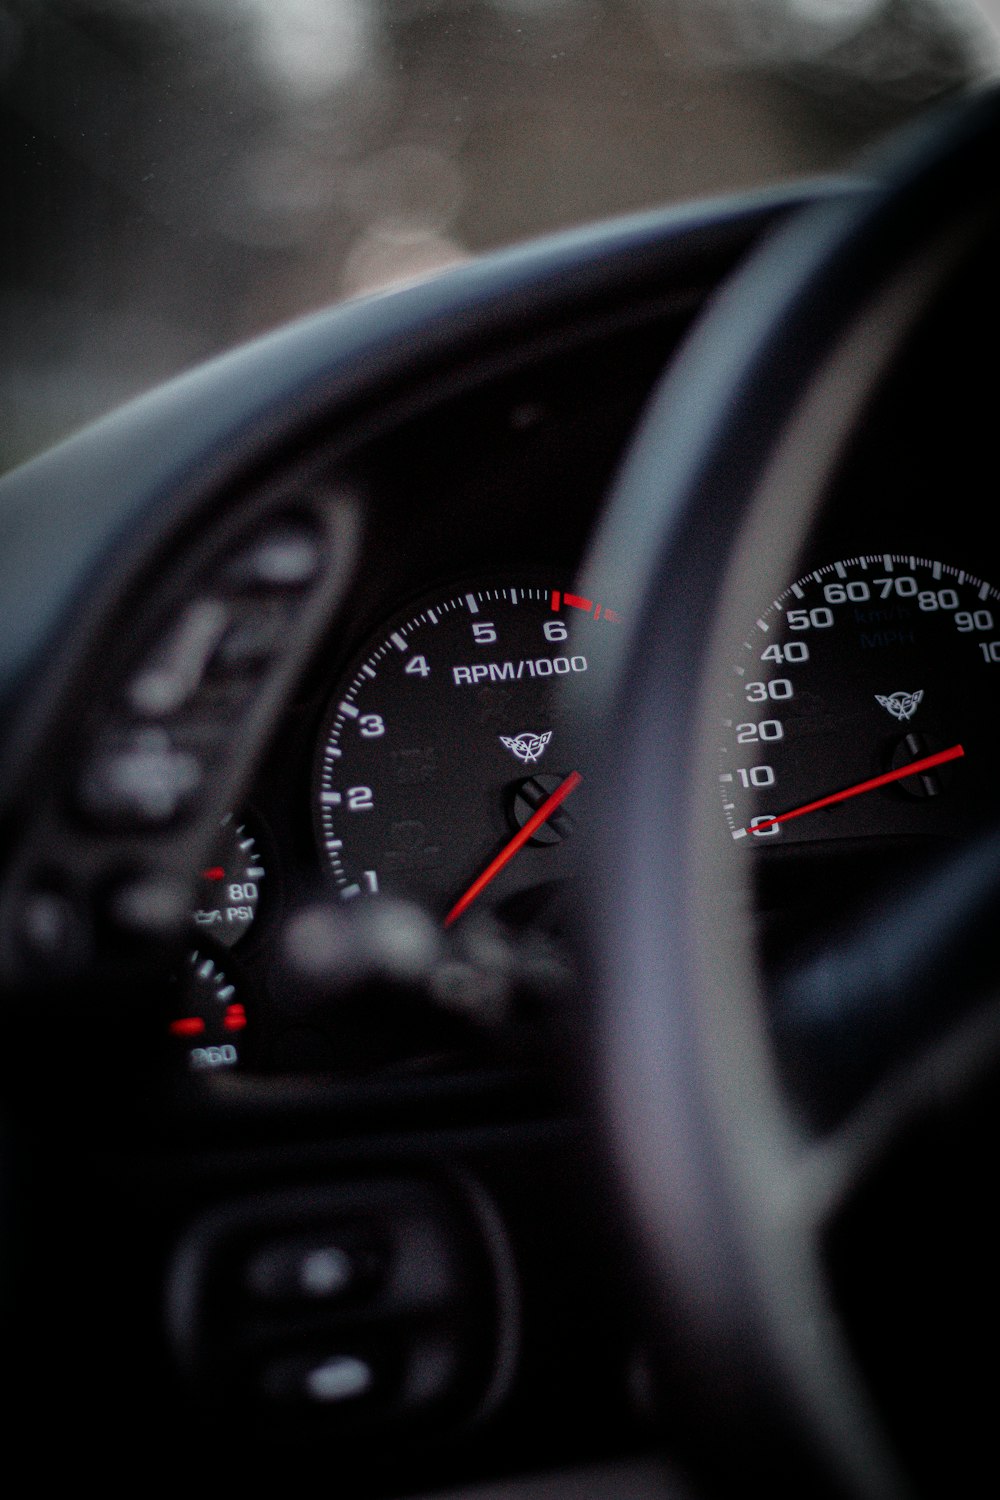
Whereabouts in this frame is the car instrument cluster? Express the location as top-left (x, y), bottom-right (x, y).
top-left (152, 543), bottom-right (1000, 1079)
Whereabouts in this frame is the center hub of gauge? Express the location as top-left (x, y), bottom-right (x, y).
top-left (509, 774), bottom-right (576, 845)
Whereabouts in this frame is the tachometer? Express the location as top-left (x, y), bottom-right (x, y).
top-left (721, 554), bottom-right (1000, 846)
top-left (315, 580), bottom-right (618, 924)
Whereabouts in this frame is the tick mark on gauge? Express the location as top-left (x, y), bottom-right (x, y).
top-left (390, 632), bottom-right (407, 652)
top-left (980, 582), bottom-right (990, 600)
top-left (321, 792), bottom-right (342, 806)
top-left (362, 665), bottom-right (376, 679)
top-left (427, 609), bottom-right (439, 624)
top-left (465, 594), bottom-right (479, 614)
top-left (340, 884), bottom-right (361, 901)
top-left (339, 701), bottom-right (359, 718)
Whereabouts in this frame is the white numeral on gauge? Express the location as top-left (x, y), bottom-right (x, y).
top-left (745, 679), bottom-right (793, 702)
top-left (761, 641), bottom-right (808, 664)
top-left (736, 720), bottom-right (784, 743)
top-left (957, 611), bottom-right (994, 632)
top-left (786, 608), bottom-right (833, 630)
top-left (737, 766), bottom-right (775, 788)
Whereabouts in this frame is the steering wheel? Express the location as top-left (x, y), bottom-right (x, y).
top-left (577, 85), bottom-right (1000, 1499)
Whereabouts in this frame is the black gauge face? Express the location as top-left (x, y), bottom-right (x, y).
top-left (315, 581), bottom-right (619, 924)
top-left (721, 555), bottom-right (1000, 848)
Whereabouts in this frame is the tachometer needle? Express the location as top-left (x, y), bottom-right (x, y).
top-left (733, 743), bottom-right (965, 838)
top-left (443, 770), bottom-right (583, 928)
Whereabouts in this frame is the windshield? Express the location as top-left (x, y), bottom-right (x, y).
top-left (2, 0), bottom-right (996, 472)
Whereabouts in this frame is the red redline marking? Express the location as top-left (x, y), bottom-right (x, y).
top-left (741, 743), bottom-right (965, 836)
top-left (201, 867), bottom-right (225, 882)
top-left (170, 1017), bottom-right (205, 1037)
top-left (564, 592), bottom-right (593, 613)
top-left (594, 604), bottom-right (602, 620)
top-left (551, 590), bottom-right (561, 612)
top-left (443, 771), bottom-right (583, 929)
top-left (224, 1004), bottom-right (247, 1031)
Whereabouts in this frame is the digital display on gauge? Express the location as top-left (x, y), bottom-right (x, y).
top-left (720, 554), bottom-right (1000, 847)
top-left (314, 581), bottom-right (619, 923)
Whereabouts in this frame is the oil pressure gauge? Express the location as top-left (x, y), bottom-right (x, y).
top-left (191, 816), bottom-right (265, 948)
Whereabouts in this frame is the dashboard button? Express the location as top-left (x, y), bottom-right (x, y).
top-left (212, 601), bottom-right (291, 672)
top-left (15, 884), bottom-right (91, 973)
top-left (304, 1355), bottom-right (374, 1405)
top-left (223, 521), bottom-right (322, 590)
top-left (126, 598), bottom-right (230, 717)
top-left (78, 727), bottom-right (203, 829)
top-left (244, 1231), bottom-right (379, 1304)
top-left (107, 873), bottom-right (190, 939)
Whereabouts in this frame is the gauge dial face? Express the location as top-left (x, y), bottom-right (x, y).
top-left (721, 555), bottom-right (1000, 847)
top-left (315, 581), bottom-right (618, 922)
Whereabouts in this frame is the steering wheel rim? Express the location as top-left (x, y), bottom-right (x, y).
top-left (575, 85), bottom-right (1000, 1499)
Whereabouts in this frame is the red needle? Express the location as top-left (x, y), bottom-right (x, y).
top-left (443, 770), bottom-right (583, 928)
top-left (735, 742), bottom-right (965, 838)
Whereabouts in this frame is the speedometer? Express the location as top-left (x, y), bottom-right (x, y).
top-left (721, 555), bottom-right (1000, 847)
top-left (315, 579), bottom-right (619, 924)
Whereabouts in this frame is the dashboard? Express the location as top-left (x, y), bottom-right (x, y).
top-left (2, 93), bottom-right (1000, 1499)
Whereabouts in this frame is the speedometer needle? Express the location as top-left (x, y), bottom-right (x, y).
top-left (443, 770), bottom-right (583, 928)
top-left (734, 742), bottom-right (965, 838)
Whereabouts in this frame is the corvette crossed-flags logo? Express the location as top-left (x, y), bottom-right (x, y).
top-left (499, 730), bottom-right (552, 765)
top-left (875, 689), bottom-right (924, 723)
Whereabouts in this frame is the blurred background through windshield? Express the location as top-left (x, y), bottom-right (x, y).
top-left (1, 0), bottom-right (996, 471)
